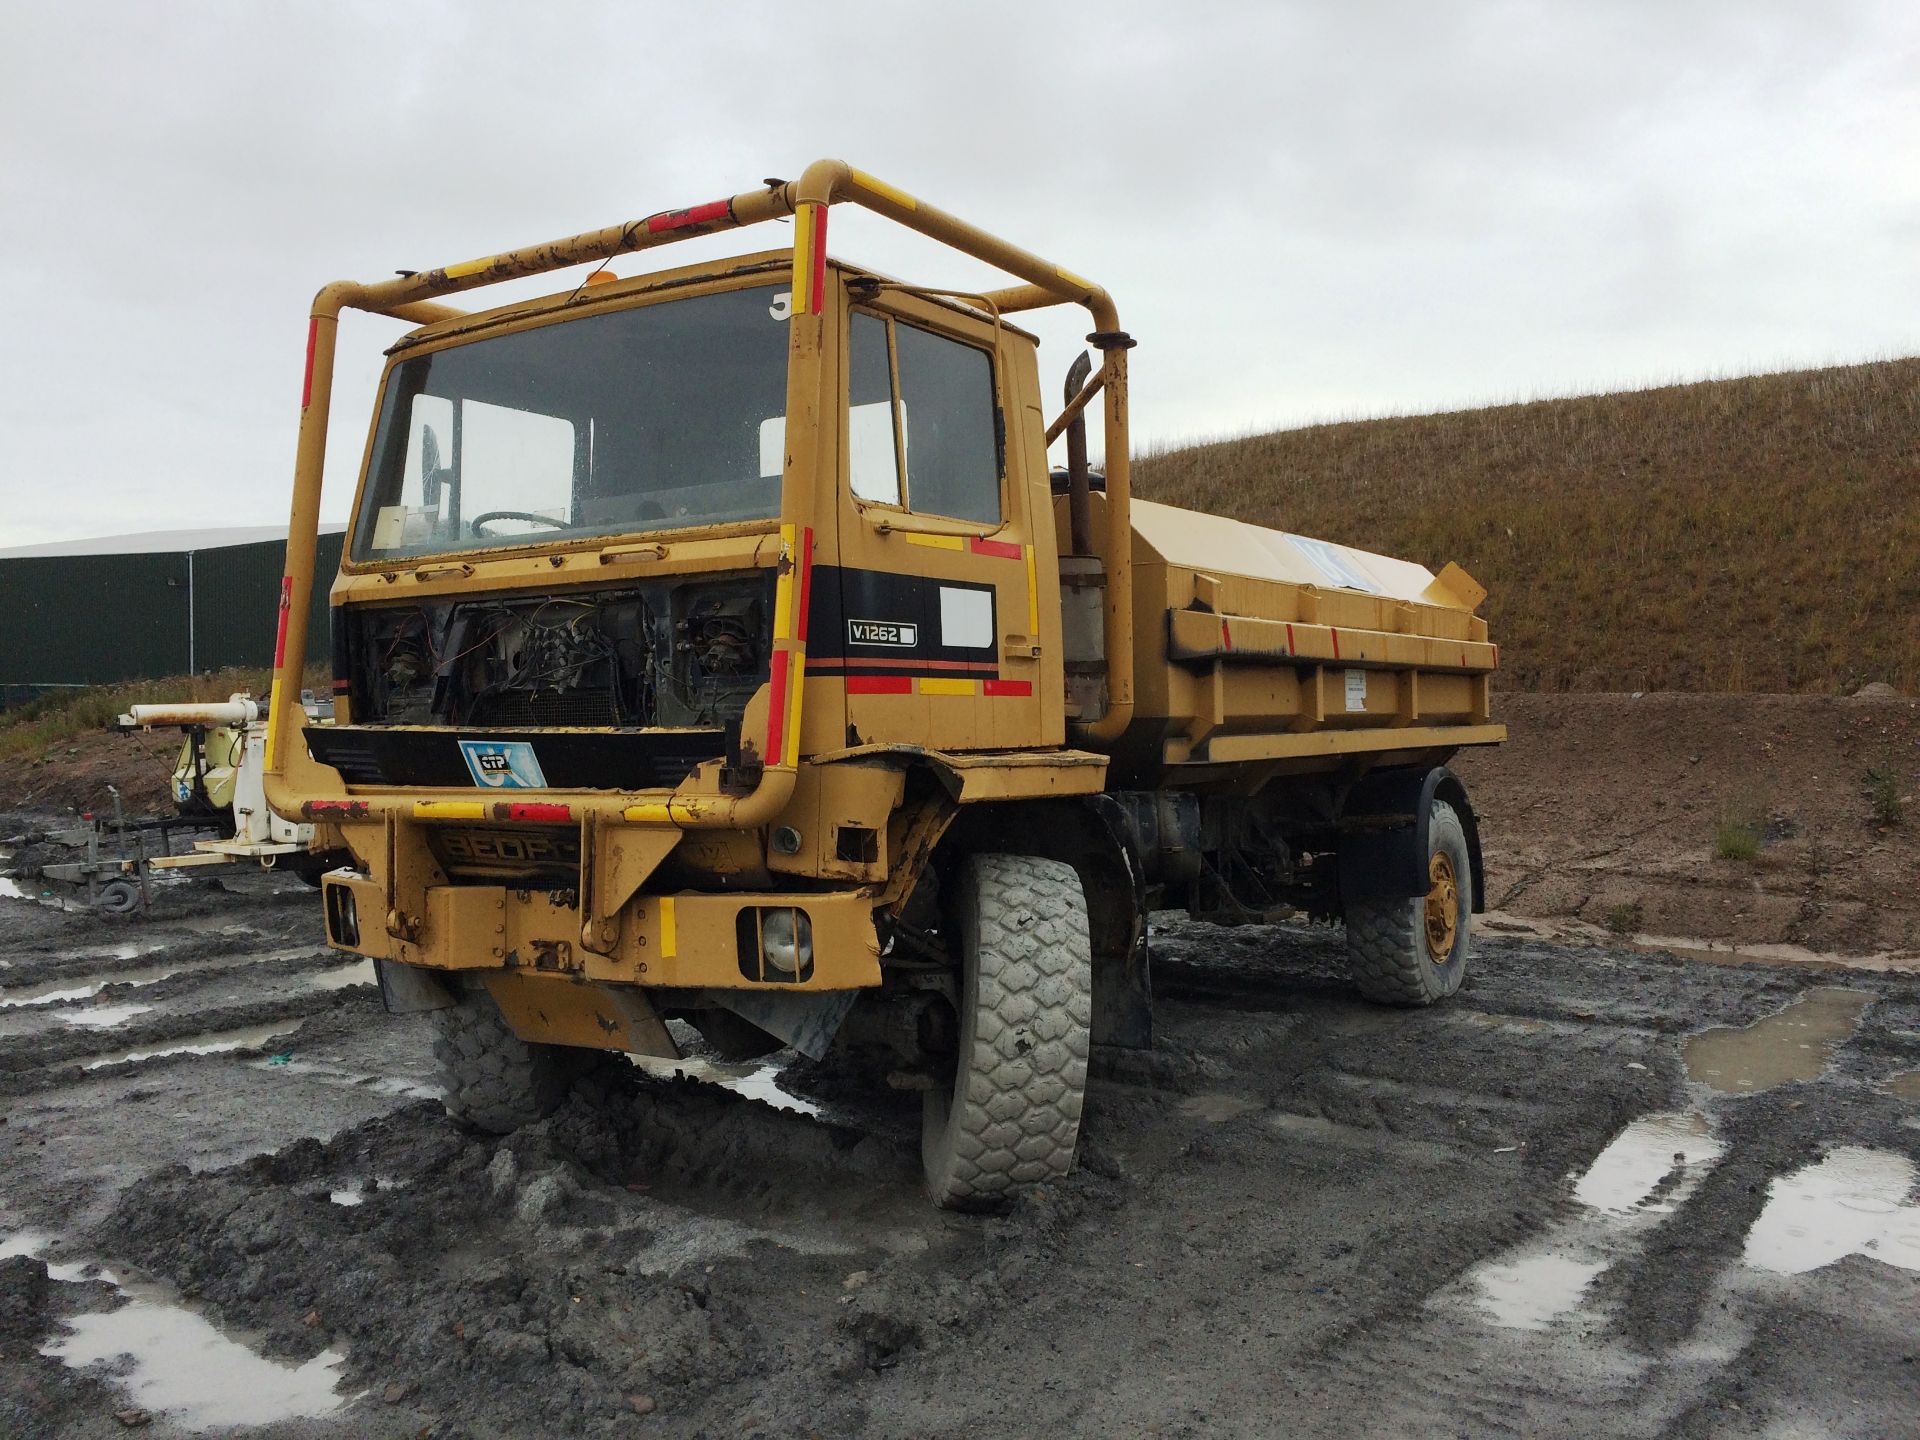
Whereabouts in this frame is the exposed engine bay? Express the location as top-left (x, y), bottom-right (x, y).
top-left (339, 577), bottom-right (772, 731)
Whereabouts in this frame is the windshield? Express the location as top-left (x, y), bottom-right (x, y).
top-left (351, 282), bottom-right (792, 561)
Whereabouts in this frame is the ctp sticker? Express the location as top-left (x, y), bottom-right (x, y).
top-left (458, 740), bottom-right (548, 789)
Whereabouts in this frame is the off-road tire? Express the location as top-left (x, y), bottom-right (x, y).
top-left (1345, 799), bottom-right (1472, 1006)
top-left (431, 981), bottom-right (578, 1133)
top-left (922, 853), bottom-right (1092, 1209)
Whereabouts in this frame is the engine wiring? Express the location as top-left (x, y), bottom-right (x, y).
top-left (351, 580), bottom-right (769, 730)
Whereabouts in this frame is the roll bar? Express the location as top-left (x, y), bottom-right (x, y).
top-left (265, 160), bottom-right (1134, 830)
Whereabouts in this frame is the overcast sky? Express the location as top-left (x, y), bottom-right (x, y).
top-left (1, 1), bottom-right (1914, 547)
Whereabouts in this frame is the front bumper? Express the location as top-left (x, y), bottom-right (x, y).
top-left (321, 871), bottom-right (882, 993)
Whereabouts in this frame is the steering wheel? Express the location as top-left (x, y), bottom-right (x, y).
top-left (470, 510), bottom-right (569, 538)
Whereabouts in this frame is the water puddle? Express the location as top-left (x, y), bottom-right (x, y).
top-left (1636, 934), bottom-right (1920, 976)
top-left (632, 1055), bottom-right (825, 1117)
top-left (1458, 1108), bottom-right (1920, 1332)
top-left (1459, 1009), bottom-right (1552, 1036)
top-left (0, 1229), bottom-right (107, 1284)
top-left (1181, 1092), bottom-right (1265, 1124)
top-left (1466, 1252), bottom-right (1609, 1331)
top-left (84, 1020), bottom-right (304, 1071)
top-left (325, 1176), bottom-right (405, 1207)
top-left (1571, 1111), bottom-right (1727, 1215)
top-left (295, 959), bottom-right (377, 993)
top-left (172, 918), bottom-right (265, 938)
top-left (1457, 1110), bottom-right (1726, 1331)
top-left (0, 959), bottom-right (194, 1008)
top-left (1682, 988), bottom-right (1873, 1094)
top-left (1742, 1147), bottom-right (1920, 1275)
top-left (246, 1056), bottom-right (443, 1101)
top-left (49, 1279), bottom-right (349, 1428)
top-left (2, 980), bottom-right (116, 1009)
top-left (1266, 1110), bottom-right (1461, 1165)
top-left (0, 875), bottom-right (75, 910)
top-left (2, 1225), bottom-right (353, 1428)
top-left (55, 1002), bottom-right (155, 1029)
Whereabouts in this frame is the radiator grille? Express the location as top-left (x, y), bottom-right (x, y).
top-left (467, 689), bottom-right (618, 727)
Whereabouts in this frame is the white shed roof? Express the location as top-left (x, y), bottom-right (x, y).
top-left (0, 524), bottom-right (347, 560)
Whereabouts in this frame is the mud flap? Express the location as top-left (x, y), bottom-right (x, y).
top-left (375, 958), bottom-right (456, 1015)
top-left (1092, 922), bottom-right (1153, 1051)
top-left (1082, 796), bottom-right (1153, 1049)
top-left (705, 989), bottom-right (859, 1060)
top-left (1337, 765), bottom-right (1486, 910)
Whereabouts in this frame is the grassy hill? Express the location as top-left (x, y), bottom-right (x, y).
top-left (1133, 359), bottom-right (1920, 693)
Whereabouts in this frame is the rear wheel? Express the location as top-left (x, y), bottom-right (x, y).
top-left (431, 980), bottom-right (580, 1133)
top-left (1344, 799), bottom-right (1472, 1006)
top-left (922, 853), bottom-right (1092, 1209)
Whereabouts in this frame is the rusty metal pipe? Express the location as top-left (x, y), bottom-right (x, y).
top-left (1046, 360), bottom-right (1108, 447)
top-left (262, 294), bottom-right (344, 792)
top-left (385, 300), bottom-right (465, 325)
top-left (343, 187), bottom-right (798, 313)
top-left (1085, 342), bottom-right (1135, 743)
top-left (128, 697), bottom-right (258, 728)
top-left (829, 165), bottom-right (1120, 332)
top-left (978, 282), bottom-right (1070, 315)
top-left (1062, 352), bottom-right (1094, 557)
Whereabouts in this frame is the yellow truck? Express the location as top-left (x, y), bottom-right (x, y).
top-left (265, 161), bottom-right (1503, 1206)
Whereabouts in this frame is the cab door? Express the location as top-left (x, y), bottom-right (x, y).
top-left (819, 293), bottom-right (1048, 754)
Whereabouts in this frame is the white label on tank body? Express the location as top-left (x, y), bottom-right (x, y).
top-left (939, 587), bottom-right (994, 650)
top-left (1345, 669), bottom-right (1368, 712)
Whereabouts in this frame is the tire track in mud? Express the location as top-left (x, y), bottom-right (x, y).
top-left (0, 963), bottom-right (374, 1096)
top-left (1271, 966), bottom-right (1920, 1438)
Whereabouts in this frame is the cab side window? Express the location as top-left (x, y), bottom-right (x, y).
top-left (848, 312), bottom-right (901, 506)
top-left (847, 311), bottom-right (1001, 525)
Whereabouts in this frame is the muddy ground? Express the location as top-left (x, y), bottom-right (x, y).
top-left (1, 844), bottom-right (1916, 1438)
top-left (1453, 691), bottom-right (1920, 957)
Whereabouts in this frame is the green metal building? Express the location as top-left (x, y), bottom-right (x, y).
top-left (0, 525), bottom-right (345, 698)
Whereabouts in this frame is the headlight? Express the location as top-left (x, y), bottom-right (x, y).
top-left (323, 878), bottom-right (360, 949)
top-left (759, 907), bottom-right (812, 975)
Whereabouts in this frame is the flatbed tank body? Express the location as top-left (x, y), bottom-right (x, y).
top-left (1108, 497), bottom-right (1498, 786)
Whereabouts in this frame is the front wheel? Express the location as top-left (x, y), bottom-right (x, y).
top-left (431, 980), bottom-right (581, 1133)
top-left (922, 853), bottom-right (1092, 1209)
top-left (1344, 799), bottom-right (1472, 1006)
